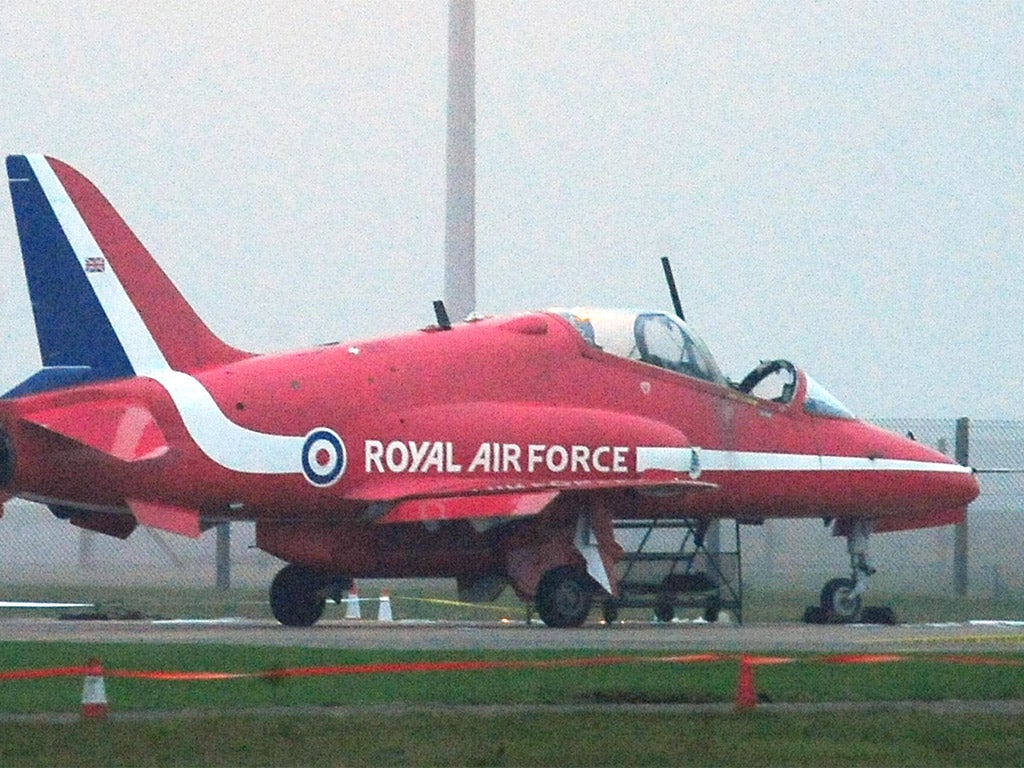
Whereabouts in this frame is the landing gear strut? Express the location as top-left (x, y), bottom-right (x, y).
top-left (805, 519), bottom-right (895, 625)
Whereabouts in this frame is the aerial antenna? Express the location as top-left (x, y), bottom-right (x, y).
top-left (661, 257), bottom-right (685, 321)
top-left (433, 300), bottom-right (452, 330)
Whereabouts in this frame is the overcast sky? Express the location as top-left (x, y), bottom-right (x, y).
top-left (0, 1), bottom-right (1020, 419)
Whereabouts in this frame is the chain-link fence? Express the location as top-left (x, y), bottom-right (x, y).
top-left (741, 418), bottom-right (1024, 599)
top-left (1, 418), bottom-right (1022, 599)
top-left (0, 504), bottom-right (279, 589)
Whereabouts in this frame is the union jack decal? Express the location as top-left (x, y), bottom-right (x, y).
top-left (84, 256), bottom-right (105, 273)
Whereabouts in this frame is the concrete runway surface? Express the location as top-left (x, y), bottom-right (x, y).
top-left (2, 616), bottom-right (1023, 653)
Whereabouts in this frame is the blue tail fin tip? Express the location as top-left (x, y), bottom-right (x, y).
top-left (6, 154), bottom-right (134, 384)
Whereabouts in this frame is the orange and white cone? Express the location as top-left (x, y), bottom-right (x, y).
top-left (344, 586), bottom-right (361, 619)
top-left (81, 658), bottom-right (109, 719)
top-left (377, 589), bottom-right (393, 622)
top-left (734, 656), bottom-right (757, 711)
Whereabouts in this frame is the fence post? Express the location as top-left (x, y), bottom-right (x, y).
top-left (953, 417), bottom-right (970, 596)
top-left (78, 529), bottom-right (95, 571)
top-left (215, 523), bottom-right (231, 591)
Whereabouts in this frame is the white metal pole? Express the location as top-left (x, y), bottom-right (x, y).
top-left (444, 0), bottom-right (476, 322)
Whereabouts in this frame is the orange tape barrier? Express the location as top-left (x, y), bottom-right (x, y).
top-left (1, 652), bottom-right (1022, 683)
top-left (0, 654), bottom-right (718, 683)
top-left (819, 654), bottom-right (907, 664)
top-left (0, 666), bottom-right (93, 681)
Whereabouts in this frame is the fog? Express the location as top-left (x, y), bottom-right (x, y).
top-left (0, 2), bottom-right (1020, 417)
top-left (1, 3), bottom-right (1021, 605)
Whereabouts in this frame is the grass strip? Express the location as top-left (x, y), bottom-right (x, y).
top-left (0, 642), bottom-right (1023, 714)
top-left (2, 710), bottom-right (1024, 767)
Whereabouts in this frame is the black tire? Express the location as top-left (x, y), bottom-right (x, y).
top-left (703, 596), bottom-right (721, 623)
top-left (602, 601), bottom-right (619, 625)
top-left (803, 605), bottom-right (827, 624)
top-left (323, 576), bottom-right (355, 604)
top-left (270, 563), bottom-right (327, 627)
top-left (819, 577), bottom-right (861, 624)
top-left (535, 566), bottom-right (593, 628)
top-left (654, 599), bottom-right (674, 623)
top-left (860, 605), bottom-right (897, 625)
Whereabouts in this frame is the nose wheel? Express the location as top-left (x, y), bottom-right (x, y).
top-left (819, 577), bottom-right (861, 623)
top-left (804, 519), bottom-right (897, 625)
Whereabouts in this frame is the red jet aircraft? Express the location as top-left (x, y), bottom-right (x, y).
top-left (0, 155), bottom-right (979, 626)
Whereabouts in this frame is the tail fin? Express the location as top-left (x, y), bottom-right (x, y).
top-left (5, 155), bottom-right (248, 391)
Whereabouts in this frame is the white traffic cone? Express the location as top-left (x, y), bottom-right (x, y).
top-left (80, 658), bottom-right (109, 719)
top-left (377, 589), bottom-right (393, 622)
top-left (344, 586), bottom-right (361, 619)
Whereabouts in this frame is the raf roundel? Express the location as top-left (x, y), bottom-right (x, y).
top-left (301, 428), bottom-right (347, 487)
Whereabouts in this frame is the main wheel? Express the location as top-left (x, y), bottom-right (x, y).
top-left (270, 563), bottom-right (327, 627)
top-left (703, 595), bottom-right (722, 623)
top-left (860, 605), bottom-right (897, 625)
top-left (654, 599), bottom-right (675, 623)
top-left (601, 601), bottom-right (619, 625)
top-left (819, 577), bottom-right (861, 624)
top-left (535, 566), bottom-right (593, 628)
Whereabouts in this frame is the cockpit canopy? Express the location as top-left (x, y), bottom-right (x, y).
top-left (550, 306), bottom-right (855, 419)
top-left (550, 307), bottom-right (727, 386)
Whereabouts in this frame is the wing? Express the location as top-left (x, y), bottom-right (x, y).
top-left (352, 474), bottom-right (717, 525)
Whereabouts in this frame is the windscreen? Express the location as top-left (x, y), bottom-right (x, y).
top-left (803, 374), bottom-right (855, 419)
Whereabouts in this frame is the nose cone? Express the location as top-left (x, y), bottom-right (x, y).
top-left (819, 419), bottom-right (980, 521)
top-left (863, 425), bottom-right (980, 514)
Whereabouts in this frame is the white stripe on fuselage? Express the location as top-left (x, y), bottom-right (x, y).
top-left (145, 369), bottom-right (304, 474)
top-left (636, 447), bottom-right (972, 474)
top-left (33, 155), bottom-right (304, 475)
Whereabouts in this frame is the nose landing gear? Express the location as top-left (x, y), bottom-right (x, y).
top-left (804, 519), bottom-right (896, 625)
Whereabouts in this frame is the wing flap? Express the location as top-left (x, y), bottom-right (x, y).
top-left (378, 490), bottom-right (559, 524)
top-left (127, 499), bottom-right (202, 538)
top-left (363, 475), bottom-right (717, 525)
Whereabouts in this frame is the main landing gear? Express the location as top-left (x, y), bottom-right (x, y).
top-left (535, 565), bottom-right (596, 628)
top-left (269, 563), bottom-right (352, 627)
top-left (804, 519), bottom-right (896, 625)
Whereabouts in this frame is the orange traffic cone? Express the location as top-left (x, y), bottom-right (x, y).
top-left (344, 586), bottom-right (361, 619)
top-left (377, 589), bottom-right (393, 622)
top-left (80, 658), bottom-right (109, 719)
top-left (734, 656), bottom-right (757, 711)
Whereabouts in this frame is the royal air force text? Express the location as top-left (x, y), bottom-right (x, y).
top-left (364, 440), bottom-right (630, 475)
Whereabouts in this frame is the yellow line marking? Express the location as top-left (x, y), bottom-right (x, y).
top-left (392, 596), bottom-right (516, 614)
top-left (859, 633), bottom-right (1024, 645)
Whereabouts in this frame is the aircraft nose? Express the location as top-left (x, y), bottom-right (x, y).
top-left (935, 460), bottom-right (981, 508)
top-left (900, 434), bottom-right (980, 508)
